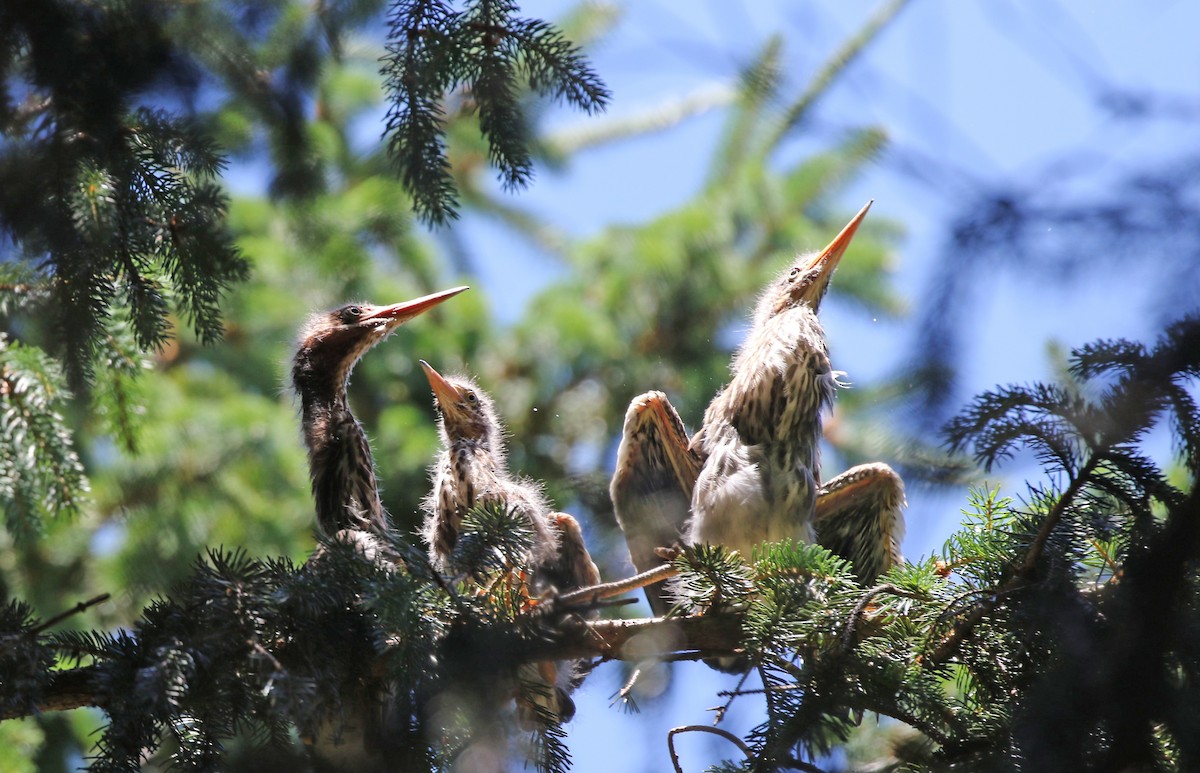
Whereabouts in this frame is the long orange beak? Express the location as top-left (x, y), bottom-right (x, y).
top-left (803, 200), bottom-right (872, 297)
top-left (361, 285), bottom-right (469, 325)
top-left (419, 359), bottom-right (462, 417)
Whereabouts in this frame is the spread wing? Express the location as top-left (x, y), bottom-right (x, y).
top-left (813, 463), bottom-right (906, 583)
top-left (610, 391), bottom-right (702, 616)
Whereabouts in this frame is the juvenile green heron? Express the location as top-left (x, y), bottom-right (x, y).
top-left (687, 202), bottom-right (872, 556)
top-left (290, 286), bottom-right (466, 767)
top-left (611, 203), bottom-right (905, 589)
top-left (611, 390), bottom-right (905, 593)
top-left (418, 361), bottom-right (558, 575)
top-left (419, 360), bottom-right (600, 728)
top-left (291, 286), bottom-right (468, 537)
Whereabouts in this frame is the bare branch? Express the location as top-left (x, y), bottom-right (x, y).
top-left (1, 666), bottom-right (100, 720)
top-left (554, 562), bottom-right (678, 608)
top-left (29, 594), bottom-right (111, 636)
top-left (667, 725), bottom-right (753, 773)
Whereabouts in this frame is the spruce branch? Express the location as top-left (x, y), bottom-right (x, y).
top-left (0, 336), bottom-right (89, 535)
top-left (765, 0), bottom-right (912, 150)
top-left (935, 318), bottom-right (1200, 665)
top-left (1, 612), bottom-right (747, 723)
top-left (0, 665), bottom-right (102, 720)
top-left (6, 322), bottom-right (1199, 769)
top-left (383, 0), bottom-right (609, 223)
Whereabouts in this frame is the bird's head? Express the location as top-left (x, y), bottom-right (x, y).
top-left (293, 286), bottom-right (468, 402)
top-left (420, 360), bottom-right (504, 454)
top-left (754, 201), bottom-right (871, 325)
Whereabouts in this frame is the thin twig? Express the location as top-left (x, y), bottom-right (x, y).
top-left (718, 683), bottom-right (805, 699)
top-left (611, 666), bottom-right (642, 708)
top-left (840, 583), bottom-right (923, 651)
top-left (529, 613), bottom-right (742, 663)
top-left (400, 539), bottom-right (465, 608)
top-left (555, 562), bottom-right (679, 607)
top-left (1087, 537), bottom-right (1123, 582)
top-left (711, 666), bottom-right (754, 725)
top-left (667, 725), bottom-right (753, 773)
top-left (250, 641), bottom-right (285, 674)
top-left (29, 594), bottom-right (111, 636)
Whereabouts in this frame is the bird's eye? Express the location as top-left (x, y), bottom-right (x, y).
top-left (342, 306), bottom-right (363, 322)
top-left (787, 267), bottom-right (802, 282)
top-left (465, 392), bottom-right (478, 403)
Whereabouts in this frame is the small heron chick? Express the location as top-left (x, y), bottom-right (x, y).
top-left (612, 386), bottom-right (907, 595)
top-left (419, 361), bottom-right (558, 575)
top-left (420, 361), bottom-right (602, 728)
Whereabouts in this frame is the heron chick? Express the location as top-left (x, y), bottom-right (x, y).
top-left (419, 361), bottom-right (601, 730)
top-left (419, 361), bottom-right (558, 575)
top-left (290, 286), bottom-right (467, 767)
top-left (687, 203), bottom-right (872, 555)
top-left (292, 286), bottom-right (468, 538)
top-left (611, 385), bottom-right (906, 610)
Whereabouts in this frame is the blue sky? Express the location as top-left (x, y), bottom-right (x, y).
top-left (435, 2), bottom-right (1200, 769)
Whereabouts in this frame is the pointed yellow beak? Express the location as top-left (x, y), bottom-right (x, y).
top-left (803, 200), bottom-right (872, 292)
top-left (361, 285), bottom-right (469, 325)
top-left (419, 359), bottom-right (463, 418)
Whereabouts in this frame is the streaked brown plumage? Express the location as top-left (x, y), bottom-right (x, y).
top-left (611, 203), bottom-right (905, 585)
top-left (612, 391), bottom-right (907, 589)
top-left (813, 462), bottom-right (906, 584)
top-left (610, 390), bottom-right (701, 615)
top-left (290, 287), bottom-right (467, 768)
top-left (418, 361), bottom-right (558, 576)
top-left (291, 286), bottom-right (468, 537)
top-left (419, 361), bottom-right (601, 728)
top-left (688, 203), bottom-right (872, 556)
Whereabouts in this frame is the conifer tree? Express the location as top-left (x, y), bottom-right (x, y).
top-left (4, 319), bottom-right (1199, 771)
top-left (7, 2), bottom-right (1197, 771)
